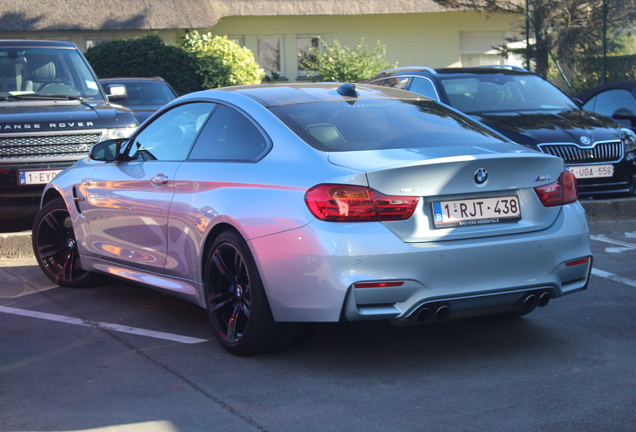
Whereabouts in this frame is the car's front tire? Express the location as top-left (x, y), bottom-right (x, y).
top-left (32, 197), bottom-right (103, 288)
top-left (204, 230), bottom-right (297, 355)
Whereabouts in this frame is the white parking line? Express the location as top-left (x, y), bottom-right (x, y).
top-left (0, 306), bottom-right (209, 344)
top-left (591, 269), bottom-right (636, 288)
top-left (590, 235), bottom-right (636, 250)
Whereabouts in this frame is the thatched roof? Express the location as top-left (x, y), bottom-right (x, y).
top-left (0, 0), bottom-right (222, 32)
top-left (217, 0), bottom-right (450, 16)
top-left (0, 0), bottom-right (455, 32)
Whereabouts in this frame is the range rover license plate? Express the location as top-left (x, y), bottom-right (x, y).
top-left (432, 196), bottom-right (521, 228)
top-left (19, 170), bottom-right (63, 185)
top-left (568, 165), bottom-right (614, 179)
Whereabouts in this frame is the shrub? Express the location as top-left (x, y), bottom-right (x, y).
top-left (84, 34), bottom-right (201, 95)
top-left (182, 31), bottom-right (264, 89)
top-left (300, 38), bottom-right (395, 82)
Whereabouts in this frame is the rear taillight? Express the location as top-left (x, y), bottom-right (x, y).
top-left (534, 171), bottom-right (578, 207)
top-left (305, 184), bottom-right (419, 222)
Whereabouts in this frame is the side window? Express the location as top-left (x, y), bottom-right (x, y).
top-left (189, 105), bottom-right (268, 161)
top-left (127, 102), bottom-right (215, 161)
top-left (583, 89), bottom-right (636, 117)
top-left (373, 77), bottom-right (410, 90)
top-left (407, 77), bottom-right (440, 101)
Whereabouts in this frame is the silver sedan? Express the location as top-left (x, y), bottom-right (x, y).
top-left (32, 83), bottom-right (593, 355)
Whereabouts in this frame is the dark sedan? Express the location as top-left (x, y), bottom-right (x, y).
top-left (368, 67), bottom-right (636, 198)
top-left (101, 77), bottom-right (178, 123)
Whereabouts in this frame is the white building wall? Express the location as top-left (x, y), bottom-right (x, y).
top-left (210, 11), bottom-right (519, 80)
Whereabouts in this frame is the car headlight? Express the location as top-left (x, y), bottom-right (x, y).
top-left (621, 128), bottom-right (636, 153)
top-left (105, 126), bottom-right (137, 140)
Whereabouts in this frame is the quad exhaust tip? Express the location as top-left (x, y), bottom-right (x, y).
top-left (538, 291), bottom-right (551, 307)
top-left (410, 291), bottom-right (552, 324)
top-left (522, 291), bottom-right (552, 309)
top-left (414, 304), bottom-right (450, 323)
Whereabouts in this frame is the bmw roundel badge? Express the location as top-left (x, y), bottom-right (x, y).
top-left (474, 168), bottom-right (488, 184)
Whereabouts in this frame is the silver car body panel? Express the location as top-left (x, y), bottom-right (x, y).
top-left (41, 83), bottom-right (592, 323)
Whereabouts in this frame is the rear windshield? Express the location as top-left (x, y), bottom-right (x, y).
top-left (269, 99), bottom-right (508, 152)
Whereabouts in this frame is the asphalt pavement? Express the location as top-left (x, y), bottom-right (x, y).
top-left (1, 199), bottom-right (635, 432)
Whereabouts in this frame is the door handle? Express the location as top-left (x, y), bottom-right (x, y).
top-left (150, 174), bottom-right (169, 186)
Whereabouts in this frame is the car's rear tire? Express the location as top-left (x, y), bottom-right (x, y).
top-left (32, 197), bottom-right (103, 288)
top-left (204, 230), bottom-right (297, 355)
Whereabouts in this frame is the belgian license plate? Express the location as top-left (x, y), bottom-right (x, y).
top-left (432, 196), bottom-right (521, 228)
top-left (568, 164), bottom-right (614, 179)
top-left (18, 169), bottom-right (62, 185)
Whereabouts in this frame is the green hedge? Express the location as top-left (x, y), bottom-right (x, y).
top-left (84, 35), bottom-right (202, 95)
top-left (578, 54), bottom-right (636, 90)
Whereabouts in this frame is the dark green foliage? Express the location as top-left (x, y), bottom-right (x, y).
top-left (181, 31), bottom-right (264, 89)
top-left (84, 34), bottom-right (202, 95)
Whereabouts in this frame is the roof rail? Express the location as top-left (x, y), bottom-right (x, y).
top-left (377, 66), bottom-right (437, 75)
top-left (475, 65), bottom-right (528, 72)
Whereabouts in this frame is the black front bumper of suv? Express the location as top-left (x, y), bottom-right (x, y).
top-left (538, 143), bottom-right (636, 198)
top-left (0, 161), bottom-right (74, 218)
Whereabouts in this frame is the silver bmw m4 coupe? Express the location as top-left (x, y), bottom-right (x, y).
top-left (32, 83), bottom-right (593, 355)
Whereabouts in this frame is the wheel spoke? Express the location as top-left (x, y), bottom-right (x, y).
top-left (37, 242), bottom-right (66, 259)
top-left (208, 291), bottom-right (234, 313)
top-left (213, 249), bottom-right (238, 285)
top-left (226, 303), bottom-right (241, 341)
top-left (42, 212), bottom-right (68, 238)
top-left (240, 302), bottom-right (251, 319)
top-left (62, 249), bottom-right (77, 280)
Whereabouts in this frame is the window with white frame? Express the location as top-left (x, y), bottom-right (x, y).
top-left (297, 36), bottom-right (320, 77)
top-left (85, 36), bottom-right (114, 51)
top-left (258, 37), bottom-right (282, 76)
top-left (460, 32), bottom-right (524, 67)
top-left (228, 36), bottom-right (244, 47)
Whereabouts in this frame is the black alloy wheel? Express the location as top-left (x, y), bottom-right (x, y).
top-left (205, 230), bottom-right (296, 355)
top-left (32, 198), bottom-right (102, 288)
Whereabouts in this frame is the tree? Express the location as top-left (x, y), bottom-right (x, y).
top-left (300, 38), bottom-right (395, 82)
top-left (182, 31), bottom-right (264, 89)
top-left (432, 0), bottom-right (636, 78)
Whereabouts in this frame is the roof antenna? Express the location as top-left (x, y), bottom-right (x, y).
top-left (337, 83), bottom-right (359, 98)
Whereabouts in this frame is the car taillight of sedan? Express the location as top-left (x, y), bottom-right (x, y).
top-left (305, 184), bottom-right (420, 222)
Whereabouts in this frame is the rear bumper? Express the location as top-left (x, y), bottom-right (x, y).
top-left (251, 202), bottom-right (592, 322)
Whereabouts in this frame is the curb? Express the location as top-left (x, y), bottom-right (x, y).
top-left (579, 197), bottom-right (636, 222)
top-left (1, 198), bottom-right (634, 260)
top-left (0, 231), bottom-right (33, 260)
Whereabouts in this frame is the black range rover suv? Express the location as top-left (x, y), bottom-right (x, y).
top-left (0, 40), bottom-right (138, 219)
top-left (368, 66), bottom-right (636, 198)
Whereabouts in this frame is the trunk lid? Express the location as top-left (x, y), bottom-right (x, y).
top-left (328, 145), bottom-right (567, 243)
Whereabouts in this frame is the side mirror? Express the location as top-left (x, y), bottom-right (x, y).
top-left (612, 108), bottom-right (636, 127)
top-left (89, 138), bottom-right (128, 162)
top-left (104, 84), bottom-right (127, 101)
